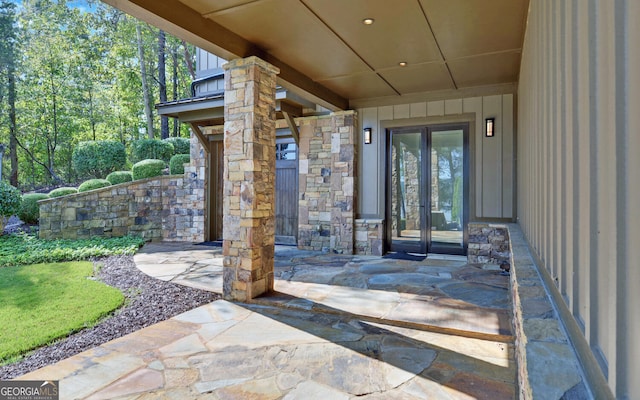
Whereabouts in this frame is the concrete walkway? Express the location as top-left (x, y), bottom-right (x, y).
top-left (19, 244), bottom-right (517, 399)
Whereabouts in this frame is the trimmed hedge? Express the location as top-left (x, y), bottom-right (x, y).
top-left (163, 137), bottom-right (190, 156)
top-left (18, 193), bottom-right (49, 224)
top-left (106, 171), bottom-right (133, 185)
top-left (0, 181), bottom-right (22, 218)
top-left (169, 154), bottom-right (190, 175)
top-left (132, 159), bottom-right (165, 180)
top-left (48, 187), bottom-right (78, 198)
top-left (72, 140), bottom-right (127, 179)
top-left (131, 139), bottom-right (174, 164)
top-left (78, 179), bottom-right (111, 193)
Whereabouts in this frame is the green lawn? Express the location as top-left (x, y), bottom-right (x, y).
top-left (0, 261), bottom-right (124, 362)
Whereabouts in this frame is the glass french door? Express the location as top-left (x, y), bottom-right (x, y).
top-left (386, 124), bottom-right (468, 255)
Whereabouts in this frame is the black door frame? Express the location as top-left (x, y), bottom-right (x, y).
top-left (385, 123), bottom-right (470, 255)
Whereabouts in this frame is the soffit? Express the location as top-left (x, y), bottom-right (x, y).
top-left (105, 0), bottom-right (529, 108)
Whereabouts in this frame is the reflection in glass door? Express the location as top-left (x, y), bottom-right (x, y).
top-left (429, 128), bottom-right (466, 254)
top-left (389, 128), bottom-right (426, 253)
top-left (387, 124), bottom-right (468, 255)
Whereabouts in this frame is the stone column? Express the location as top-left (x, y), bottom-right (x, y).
top-left (222, 56), bottom-right (279, 301)
top-left (330, 111), bottom-right (357, 254)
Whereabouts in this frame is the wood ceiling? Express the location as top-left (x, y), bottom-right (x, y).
top-left (104, 0), bottom-right (529, 110)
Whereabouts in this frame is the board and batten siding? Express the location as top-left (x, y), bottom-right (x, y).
top-left (518, 0), bottom-right (639, 398)
top-left (357, 93), bottom-right (515, 221)
top-left (195, 49), bottom-right (225, 94)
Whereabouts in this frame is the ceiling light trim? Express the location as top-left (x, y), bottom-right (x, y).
top-left (201, 0), bottom-right (262, 18)
top-left (416, 0), bottom-right (458, 89)
top-left (299, 0), bottom-right (402, 95)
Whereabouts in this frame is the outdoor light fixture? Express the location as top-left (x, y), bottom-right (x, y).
top-left (364, 127), bottom-right (372, 144)
top-left (363, 18), bottom-right (375, 25)
top-left (485, 117), bottom-right (495, 137)
top-left (398, 61), bottom-right (407, 67)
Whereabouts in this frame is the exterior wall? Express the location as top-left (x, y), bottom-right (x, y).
top-left (195, 49), bottom-right (225, 94)
top-left (296, 111), bottom-right (357, 254)
top-left (39, 136), bottom-right (206, 243)
top-left (518, 1), bottom-right (639, 398)
top-left (357, 93), bottom-right (515, 221)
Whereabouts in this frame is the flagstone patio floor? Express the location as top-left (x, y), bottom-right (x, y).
top-left (19, 243), bottom-right (517, 399)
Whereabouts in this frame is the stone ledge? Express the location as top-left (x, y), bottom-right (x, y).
top-left (506, 224), bottom-right (594, 400)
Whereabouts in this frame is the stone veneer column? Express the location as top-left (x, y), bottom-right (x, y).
top-left (222, 56), bottom-right (279, 301)
top-left (330, 111), bottom-right (357, 254)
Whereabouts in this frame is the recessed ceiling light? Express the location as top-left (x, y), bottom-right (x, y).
top-left (362, 18), bottom-right (375, 25)
top-left (399, 61), bottom-right (407, 67)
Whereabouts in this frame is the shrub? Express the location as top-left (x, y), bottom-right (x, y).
top-left (72, 141), bottom-right (127, 179)
top-left (48, 187), bottom-right (78, 198)
top-left (18, 193), bottom-right (49, 224)
top-left (131, 139), bottom-right (174, 164)
top-left (78, 179), bottom-right (111, 193)
top-left (163, 137), bottom-right (190, 156)
top-left (106, 171), bottom-right (133, 185)
top-left (0, 181), bottom-right (22, 218)
top-left (169, 154), bottom-right (190, 175)
top-left (132, 159), bottom-right (165, 180)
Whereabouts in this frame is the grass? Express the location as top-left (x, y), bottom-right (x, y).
top-left (0, 233), bottom-right (145, 268)
top-left (0, 261), bottom-right (124, 363)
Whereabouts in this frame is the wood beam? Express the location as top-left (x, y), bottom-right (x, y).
top-left (102, 0), bottom-right (348, 111)
top-left (189, 123), bottom-right (209, 154)
top-left (282, 111), bottom-right (300, 145)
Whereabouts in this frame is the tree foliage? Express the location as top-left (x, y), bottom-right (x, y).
top-left (0, 0), bottom-right (195, 189)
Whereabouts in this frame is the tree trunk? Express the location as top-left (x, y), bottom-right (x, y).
top-left (158, 30), bottom-right (169, 139)
top-left (8, 56), bottom-right (18, 186)
top-left (172, 45), bottom-right (179, 137)
top-left (181, 40), bottom-right (195, 80)
top-left (136, 23), bottom-right (154, 139)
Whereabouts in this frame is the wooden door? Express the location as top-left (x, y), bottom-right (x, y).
top-left (208, 141), bottom-right (224, 241)
top-left (208, 139), bottom-right (298, 244)
top-left (275, 139), bottom-right (298, 244)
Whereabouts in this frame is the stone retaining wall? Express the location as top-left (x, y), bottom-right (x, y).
top-left (39, 147), bottom-right (205, 242)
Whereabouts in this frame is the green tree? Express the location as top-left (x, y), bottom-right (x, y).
top-left (0, 1), bottom-right (19, 185)
top-left (2, 0), bottom-right (195, 189)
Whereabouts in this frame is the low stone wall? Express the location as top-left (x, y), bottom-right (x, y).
top-left (354, 219), bottom-right (383, 256)
top-left (39, 171), bottom-right (205, 242)
top-left (467, 223), bottom-right (511, 265)
top-left (467, 223), bottom-right (591, 398)
top-left (507, 224), bottom-right (590, 399)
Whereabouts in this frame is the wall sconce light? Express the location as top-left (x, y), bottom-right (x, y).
top-left (364, 127), bottom-right (372, 144)
top-left (485, 118), bottom-right (495, 137)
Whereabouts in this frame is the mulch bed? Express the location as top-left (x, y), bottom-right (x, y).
top-left (0, 255), bottom-right (219, 379)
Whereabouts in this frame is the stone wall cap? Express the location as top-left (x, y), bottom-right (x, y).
top-left (222, 56), bottom-right (280, 75)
